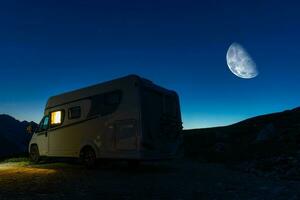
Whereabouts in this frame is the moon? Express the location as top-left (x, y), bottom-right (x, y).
top-left (226, 43), bottom-right (258, 79)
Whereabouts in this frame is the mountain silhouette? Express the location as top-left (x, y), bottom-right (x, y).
top-left (184, 107), bottom-right (300, 161)
top-left (0, 114), bottom-right (37, 158)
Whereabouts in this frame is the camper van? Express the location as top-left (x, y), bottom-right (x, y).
top-left (29, 75), bottom-right (182, 167)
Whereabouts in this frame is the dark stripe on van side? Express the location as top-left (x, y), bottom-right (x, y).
top-left (46, 89), bottom-right (122, 110)
top-left (47, 116), bottom-right (99, 133)
top-left (46, 96), bottom-right (92, 110)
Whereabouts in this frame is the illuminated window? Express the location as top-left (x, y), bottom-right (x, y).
top-left (51, 111), bottom-right (63, 125)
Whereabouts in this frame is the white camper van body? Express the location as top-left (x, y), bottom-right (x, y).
top-left (29, 75), bottom-right (182, 162)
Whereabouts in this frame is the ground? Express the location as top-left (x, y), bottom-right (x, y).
top-left (0, 158), bottom-right (299, 200)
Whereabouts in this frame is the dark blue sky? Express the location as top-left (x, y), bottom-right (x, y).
top-left (1, 0), bottom-right (300, 128)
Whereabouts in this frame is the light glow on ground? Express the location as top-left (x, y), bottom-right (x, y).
top-left (0, 163), bottom-right (57, 175)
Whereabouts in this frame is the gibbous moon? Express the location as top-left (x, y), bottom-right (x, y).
top-left (226, 43), bottom-right (258, 79)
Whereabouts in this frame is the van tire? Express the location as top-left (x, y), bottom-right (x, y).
top-left (81, 147), bottom-right (97, 168)
top-left (29, 145), bottom-right (40, 164)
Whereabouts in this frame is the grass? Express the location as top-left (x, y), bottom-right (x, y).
top-left (0, 156), bottom-right (30, 167)
top-left (0, 156), bottom-right (84, 171)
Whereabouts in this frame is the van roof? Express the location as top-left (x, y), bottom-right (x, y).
top-left (45, 74), bottom-right (176, 110)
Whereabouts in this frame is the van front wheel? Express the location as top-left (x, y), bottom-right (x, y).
top-left (81, 147), bottom-right (97, 168)
top-left (29, 145), bottom-right (40, 164)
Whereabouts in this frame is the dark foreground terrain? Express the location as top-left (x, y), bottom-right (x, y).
top-left (0, 158), bottom-right (299, 200)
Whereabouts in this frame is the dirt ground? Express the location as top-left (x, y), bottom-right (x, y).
top-left (0, 158), bottom-right (300, 200)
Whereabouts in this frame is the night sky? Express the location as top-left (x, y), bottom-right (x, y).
top-left (1, 0), bottom-right (300, 128)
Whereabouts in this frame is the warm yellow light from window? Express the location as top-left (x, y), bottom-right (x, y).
top-left (51, 111), bottom-right (62, 125)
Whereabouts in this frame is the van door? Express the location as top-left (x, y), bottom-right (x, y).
top-left (35, 116), bottom-right (49, 156)
top-left (141, 87), bottom-right (164, 149)
top-left (115, 120), bottom-right (137, 150)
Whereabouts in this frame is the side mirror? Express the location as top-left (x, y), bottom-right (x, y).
top-left (26, 125), bottom-right (34, 134)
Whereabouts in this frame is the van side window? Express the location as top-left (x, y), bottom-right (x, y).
top-left (50, 110), bottom-right (64, 127)
top-left (37, 116), bottom-right (49, 132)
top-left (88, 90), bottom-right (122, 117)
top-left (105, 91), bottom-right (121, 105)
top-left (43, 116), bottom-right (50, 130)
top-left (68, 106), bottom-right (81, 119)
